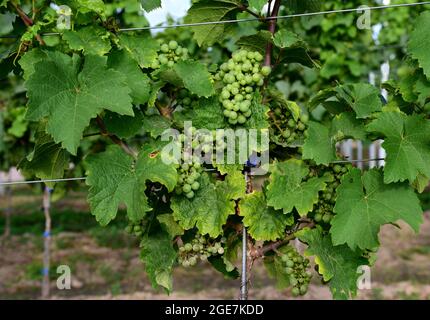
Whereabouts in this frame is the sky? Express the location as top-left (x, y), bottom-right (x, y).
top-left (143, 0), bottom-right (191, 27)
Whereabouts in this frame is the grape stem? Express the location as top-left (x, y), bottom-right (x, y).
top-left (95, 116), bottom-right (138, 158)
top-left (264, 0), bottom-right (281, 67)
top-left (10, 3), bottom-right (45, 46)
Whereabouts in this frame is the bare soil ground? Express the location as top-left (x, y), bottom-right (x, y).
top-left (1, 192), bottom-right (430, 300)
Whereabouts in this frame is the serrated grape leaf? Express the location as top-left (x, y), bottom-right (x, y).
top-left (408, 11), bottom-right (430, 78)
top-left (157, 214), bottom-right (184, 238)
top-left (140, 0), bottom-right (161, 12)
top-left (140, 228), bottom-right (176, 292)
top-left (107, 50), bottom-right (151, 105)
top-left (7, 108), bottom-right (27, 138)
top-left (236, 31), bottom-right (272, 54)
top-left (25, 52), bottom-right (133, 154)
top-left (223, 232), bottom-right (241, 272)
top-left (248, 0), bottom-right (266, 12)
top-left (273, 29), bottom-right (303, 48)
top-left (119, 33), bottom-right (158, 68)
top-left (86, 143), bottom-right (177, 226)
top-left (279, 47), bottom-right (316, 68)
top-left (331, 168), bottom-right (423, 250)
top-left (266, 159), bottom-right (327, 215)
top-left (173, 96), bottom-right (225, 130)
top-left (336, 84), bottom-right (382, 119)
top-left (62, 26), bottom-right (111, 56)
top-left (75, 0), bottom-right (106, 15)
top-left (297, 227), bottom-right (368, 300)
top-left (239, 191), bottom-right (292, 241)
top-left (19, 129), bottom-right (69, 188)
top-left (19, 48), bottom-right (47, 80)
top-left (244, 94), bottom-right (270, 130)
top-left (367, 112), bottom-right (430, 184)
top-left (185, 0), bottom-right (241, 46)
top-left (302, 121), bottom-right (336, 165)
top-left (286, 0), bottom-right (321, 13)
top-left (331, 112), bottom-right (367, 141)
top-left (173, 60), bottom-right (214, 97)
top-left (171, 172), bottom-right (245, 237)
top-left (104, 109), bottom-right (144, 139)
top-left (142, 114), bottom-right (172, 138)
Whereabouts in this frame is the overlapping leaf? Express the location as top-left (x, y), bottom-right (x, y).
top-left (239, 191), bottom-right (292, 241)
top-left (25, 52), bottom-right (133, 154)
top-left (171, 172), bottom-right (245, 237)
top-left (266, 159), bottom-right (327, 215)
top-left (367, 112), bottom-right (430, 184)
top-left (297, 227), bottom-right (368, 300)
top-left (302, 121), bottom-right (336, 165)
top-left (86, 143), bottom-right (177, 226)
top-left (331, 168), bottom-right (423, 250)
top-left (408, 11), bottom-right (430, 78)
top-left (62, 26), bottom-right (111, 56)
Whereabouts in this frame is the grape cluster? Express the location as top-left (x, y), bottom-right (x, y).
top-left (125, 221), bottom-right (145, 237)
top-left (215, 50), bottom-right (271, 125)
top-left (310, 163), bottom-right (351, 224)
top-left (151, 40), bottom-right (189, 69)
top-left (177, 88), bottom-right (199, 109)
top-left (280, 249), bottom-right (312, 297)
top-left (175, 158), bottom-right (203, 199)
top-left (178, 235), bottom-right (226, 267)
top-left (271, 107), bottom-right (309, 146)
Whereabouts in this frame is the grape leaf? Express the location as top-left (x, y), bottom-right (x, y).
top-left (157, 214), bottom-right (184, 238)
top-left (273, 29), bottom-right (303, 48)
top-left (119, 33), bottom-right (159, 68)
top-left (173, 60), bottom-right (214, 97)
top-left (25, 52), bottom-right (133, 154)
top-left (239, 191), bottom-right (292, 241)
top-left (236, 31), bottom-right (272, 54)
top-left (208, 255), bottom-right (239, 279)
top-left (331, 112), bottom-right (367, 141)
top-left (75, 0), bottom-right (106, 15)
top-left (142, 114), bottom-right (172, 138)
top-left (140, 228), bottom-right (176, 292)
top-left (19, 129), bottom-right (69, 188)
top-left (264, 253), bottom-right (291, 289)
top-left (297, 227), bottom-right (368, 300)
top-left (107, 50), bottom-right (151, 105)
top-left (244, 94), bottom-right (270, 130)
top-left (104, 109), bottom-right (144, 139)
top-left (140, 0), bottom-right (161, 12)
top-left (336, 84), bottom-right (383, 119)
top-left (62, 26), bottom-right (111, 56)
top-left (331, 168), bottom-right (423, 250)
top-left (171, 172), bottom-right (245, 237)
top-left (266, 159), bottom-right (327, 215)
top-left (19, 49), bottom-right (47, 80)
top-left (86, 143), bottom-right (178, 226)
top-left (408, 11), bottom-right (430, 78)
top-left (302, 121), bottom-right (336, 165)
top-left (173, 96), bottom-right (225, 130)
top-left (366, 112), bottom-right (430, 184)
top-left (248, 0), bottom-right (266, 12)
top-left (185, 0), bottom-right (241, 46)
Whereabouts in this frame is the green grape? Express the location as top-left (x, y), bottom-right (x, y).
top-left (216, 50), bottom-right (271, 125)
top-left (179, 235), bottom-right (226, 267)
top-left (279, 247), bottom-right (312, 297)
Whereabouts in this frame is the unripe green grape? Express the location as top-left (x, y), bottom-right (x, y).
top-left (191, 181), bottom-right (200, 190)
top-left (299, 285), bottom-right (308, 295)
top-left (252, 73), bottom-right (262, 83)
top-left (322, 214), bottom-right (332, 224)
top-left (169, 40), bottom-right (178, 50)
top-left (237, 115), bottom-right (247, 124)
top-left (183, 184), bottom-right (192, 193)
top-left (185, 243), bottom-right (193, 251)
top-left (297, 122), bottom-right (306, 131)
top-left (314, 213), bottom-right (322, 222)
top-left (261, 66), bottom-right (271, 76)
top-left (229, 111), bottom-right (238, 120)
top-left (223, 110), bottom-right (231, 117)
top-left (186, 191), bottom-right (195, 199)
top-left (291, 287), bottom-right (300, 297)
top-left (161, 44), bottom-right (169, 53)
top-left (217, 247), bottom-right (224, 254)
top-left (286, 260), bottom-right (294, 268)
top-left (286, 267), bottom-right (294, 274)
top-left (287, 119), bottom-right (296, 128)
top-left (125, 225), bottom-right (133, 234)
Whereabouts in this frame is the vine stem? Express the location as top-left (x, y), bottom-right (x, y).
top-left (95, 116), bottom-right (138, 159)
top-left (11, 3), bottom-right (45, 46)
top-left (264, 0), bottom-right (281, 67)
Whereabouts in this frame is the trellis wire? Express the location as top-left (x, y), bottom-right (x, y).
top-left (0, 157), bottom-right (388, 186)
top-left (1, 1), bottom-right (429, 39)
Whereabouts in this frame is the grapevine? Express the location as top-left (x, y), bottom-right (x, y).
top-left (0, 0), bottom-right (429, 301)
